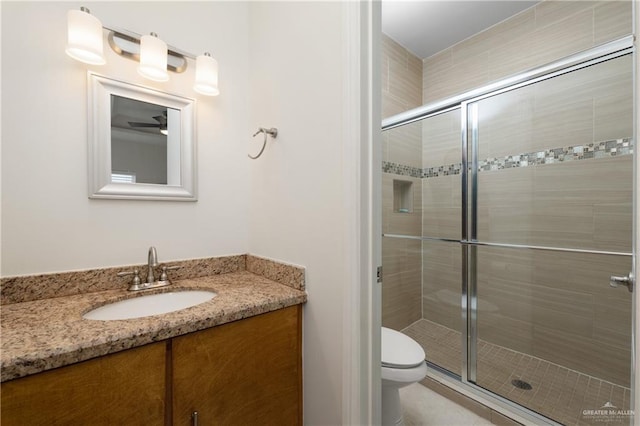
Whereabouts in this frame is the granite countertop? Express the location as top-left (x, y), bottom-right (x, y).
top-left (1, 271), bottom-right (307, 382)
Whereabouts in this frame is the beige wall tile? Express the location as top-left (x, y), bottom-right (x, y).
top-left (382, 94), bottom-right (411, 125)
top-left (422, 241), bottom-right (462, 331)
top-left (422, 207), bottom-right (461, 240)
top-left (476, 156), bottom-right (633, 252)
top-left (381, 54), bottom-right (389, 93)
top-left (593, 294), bottom-right (632, 349)
top-left (382, 33), bottom-right (423, 120)
top-left (422, 174), bottom-right (461, 239)
top-left (423, 49), bottom-right (453, 103)
top-left (531, 98), bottom-right (593, 150)
top-left (452, 8), bottom-right (535, 65)
top-left (481, 54), bottom-right (632, 160)
top-left (425, 0), bottom-right (630, 103)
top-left (382, 34), bottom-right (409, 66)
top-left (386, 121), bottom-right (423, 168)
top-left (477, 87), bottom-right (535, 158)
top-left (476, 246), bottom-right (632, 386)
top-left (478, 311), bottom-right (535, 355)
top-left (593, 203), bottom-right (633, 252)
top-left (422, 108), bottom-right (461, 169)
top-left (487, 36), bottom-right (538, 82)
top-left (382, 173), bottom-right (422, 235)
top-left (389, 57), bottom-right (422, 107)
top-left (533, 325), bottom-right (629, 386)
top-left (534, 1), bottom-right (597, 30)
top-left (382, 237), bottom-right (422, 330)
top-left (594, 0), bottom-right (633, 44)
top-left (422, 174), bottom-right (460, 208)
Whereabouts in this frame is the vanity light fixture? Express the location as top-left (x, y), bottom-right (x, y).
top-left (65, 7), bottom-right (106, 65)
top-left (194, 53), bottom-right (220, 96)
top-left (65, 7), bottom-right (220, 96)
top-left (137, 33), bottom-right (169, 82)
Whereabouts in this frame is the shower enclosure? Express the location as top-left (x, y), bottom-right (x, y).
top-left (381, 37), bottom-right (634, 425)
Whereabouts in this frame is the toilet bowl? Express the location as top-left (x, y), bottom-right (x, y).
top-left (381, 327), bottom-right (428, 426)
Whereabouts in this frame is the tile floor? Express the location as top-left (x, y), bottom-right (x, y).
top-left (403, 319), bottom-right (631, 426)
top-left (400, 383), bottom-right (495, 426)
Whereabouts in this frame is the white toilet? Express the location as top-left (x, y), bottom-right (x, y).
top-left (381, 327), bottom-right (428, 426)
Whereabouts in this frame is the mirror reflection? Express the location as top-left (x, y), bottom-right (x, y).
top-left (110, 95), bottom-right (180, 185)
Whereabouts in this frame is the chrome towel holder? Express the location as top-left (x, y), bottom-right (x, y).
top-left (249, 127), bottom-right (278, 159)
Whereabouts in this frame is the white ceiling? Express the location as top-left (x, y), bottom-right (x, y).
top-left (382, 1), bottom-right (540, 59)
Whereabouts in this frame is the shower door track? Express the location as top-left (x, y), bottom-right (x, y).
top-left (381, 34), bottom-right (635, 426)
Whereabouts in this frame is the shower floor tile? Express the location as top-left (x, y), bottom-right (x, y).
top-left (403, 319), bottom-right (631, 426)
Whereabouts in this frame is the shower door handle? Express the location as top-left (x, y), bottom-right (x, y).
top-left (610, 272), bottom-right (634, 292)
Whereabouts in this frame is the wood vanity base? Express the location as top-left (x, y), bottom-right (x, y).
top-left (1, 305), bottom-right (302, 426)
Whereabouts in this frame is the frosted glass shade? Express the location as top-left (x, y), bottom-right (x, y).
top-left (194, 53), bottom-right (220, 96)
top-left (137, 34), bottom-right (169, 82)
top-left (65, 9), bottom-right (105, 65)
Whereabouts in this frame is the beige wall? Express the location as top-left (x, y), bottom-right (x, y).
top-left (381, 34), bottom-right (423, 330)
top-left (1, 2), bottom-right (252, 275)
top-left (423, 0), bottom-right (632, 104)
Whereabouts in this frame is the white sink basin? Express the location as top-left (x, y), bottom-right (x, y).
top-left (83, 290), bottom-right (217, 321)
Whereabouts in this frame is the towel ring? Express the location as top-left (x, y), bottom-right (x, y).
top-left (249, 127), bottom-right (278, 159)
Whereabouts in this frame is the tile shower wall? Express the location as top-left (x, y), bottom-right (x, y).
top-left (382, 34), bottom-right (423, 330)
top-left (418, 1), bottom-right (632, 388)
top-left (384, 0), bottom-right (632, 388)
top-left (422, 0), bottom-right (632, 103)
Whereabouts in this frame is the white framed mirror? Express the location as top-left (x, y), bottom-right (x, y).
top-left (88, 73), bottom-right (197, 201)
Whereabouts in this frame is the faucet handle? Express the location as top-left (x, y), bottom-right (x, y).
top-left (117, 269), bottom-right (143, 290)
top-left (159, 265), bottom-right (181, 282)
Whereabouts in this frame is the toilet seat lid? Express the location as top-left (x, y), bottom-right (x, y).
top-left (381, 327), bottom-right (425, 368)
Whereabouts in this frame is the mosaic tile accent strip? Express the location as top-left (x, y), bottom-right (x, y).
top-left (382, 161), bottom-right (422, 178)
top-left (478, 138), bottom-right (633, 172)
top-left (383, 138), bottom-right (633, 179)
top-left (423, 163), bottom-right (463, 178)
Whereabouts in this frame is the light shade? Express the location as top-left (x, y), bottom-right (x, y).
top-left (137, 33), bottom-right (169, 82)
top-left (194, 53), bottom-right (220, 96)
top-left (65, 8), bottom-right (106, 65)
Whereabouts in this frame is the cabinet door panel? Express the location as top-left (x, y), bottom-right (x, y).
top-left (172, 306), bottom-right (302, 426)
top-left (1, 342), bottom-right (166, 426)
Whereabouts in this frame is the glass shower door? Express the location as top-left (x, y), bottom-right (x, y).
top-left (417, 109), bottom-right (463, 377)
top-left (382, 109), bottom-right (464, 377)
top-left (467, 53), bottom-right (633, 425)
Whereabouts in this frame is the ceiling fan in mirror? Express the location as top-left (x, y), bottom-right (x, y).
top-left (128, 111), bottom-right (168, 135)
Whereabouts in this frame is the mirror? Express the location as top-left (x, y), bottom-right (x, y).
top-left (88, 73), bottom-right (196, 200)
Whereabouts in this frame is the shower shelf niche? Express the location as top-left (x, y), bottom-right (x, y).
top-left (393, 179), bottom-right (413, 214)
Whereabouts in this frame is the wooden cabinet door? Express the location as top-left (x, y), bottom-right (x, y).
top-left (1, 342), bottom-right (167, 426)
top-left (172, 305), bottom-right (302, 426)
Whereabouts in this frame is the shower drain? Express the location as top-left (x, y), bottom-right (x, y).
top-left (511, 379), bottom-right (533, 390)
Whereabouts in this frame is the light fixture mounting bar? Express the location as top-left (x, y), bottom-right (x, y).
top-left (103, 25), bottom-right (196, 59)
top-left (104, 25), bottom-right (197, 74)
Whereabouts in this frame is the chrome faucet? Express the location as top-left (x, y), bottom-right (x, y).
top-left (117, 246), bottom-right (181, 291)
top-left (147, 246), bottom-right (158, 284)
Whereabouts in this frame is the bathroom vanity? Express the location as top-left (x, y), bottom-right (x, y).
top-left (0, 255), bottom-right (305, 425)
